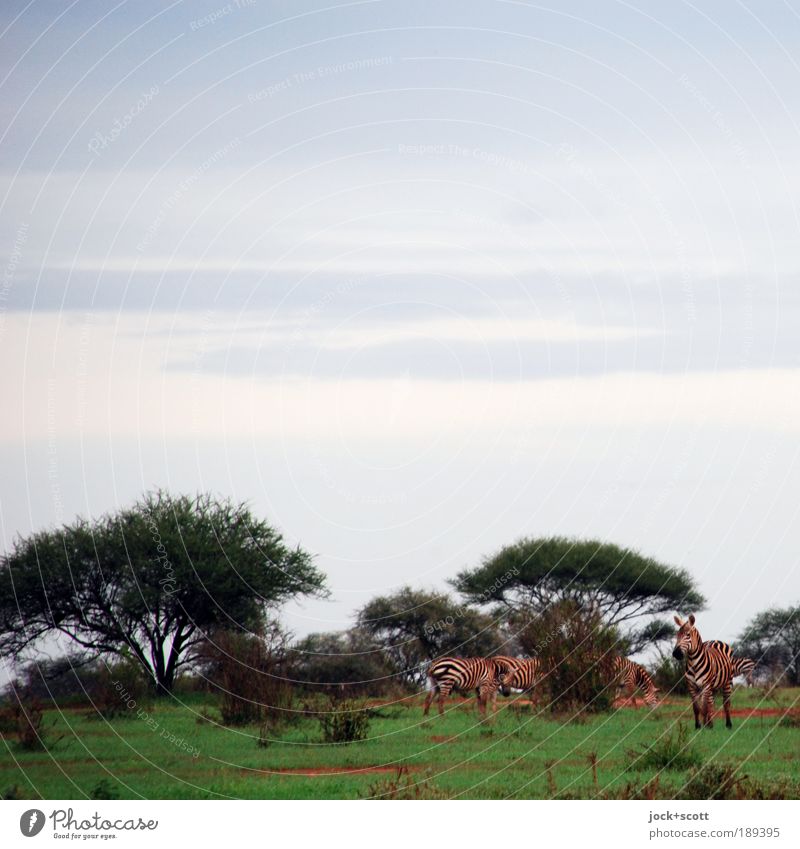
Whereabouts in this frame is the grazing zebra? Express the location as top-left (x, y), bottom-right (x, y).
top-left (494, 656), bottom-right (542, 698)
top-left (612, 657), bottom-right (659, 707)
top-left (423, 657), bottom-right (504, 717)
top-left (732, 656), bottom-right (756, 687)
top-left (673, 614), bottom-right (735, 729)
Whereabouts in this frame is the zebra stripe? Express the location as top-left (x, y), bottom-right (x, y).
top-left (732, 656), bottom-right (756, 686)
top-left (612, 657), bottom-right (659, 707)
top-left (492, 655), bottom-right (542, 694)
top-left (673, 614), bottom-right (735, 729)
top-left (423, 657), bottom-right (503, 717)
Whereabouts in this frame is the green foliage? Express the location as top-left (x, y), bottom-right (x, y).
top-left (628, 723), bottom-right (703, 771)
top-left (736, 605), bottom-right (800, 685)
top-left (0, 695), bottom-right (46, 750)
top-left (356, 587), bottom-right (501, 683)
top-left (290, 628), bottom-right (399, 696)
top-left (201, 626), bottom-right (293, 727)
top-left (318, 698), bottom-right (370, 744)
top-left (0, 491), bottom-right (326, 693)
top-left (517, 600), bottom-right (619, 714)
top-left (89, 655), bottom-right (151, 719)
top-left (651, 653), bottom-right (689, 696)
top-left (684, 762), bottom-right (747, 800)
top-left (452, 536), bottom-right (705, 651)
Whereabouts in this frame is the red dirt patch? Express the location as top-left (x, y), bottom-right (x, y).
top-left (726, 708), bottom-right (796, 719)
top-left (430, 735), bottom-right (458, 743)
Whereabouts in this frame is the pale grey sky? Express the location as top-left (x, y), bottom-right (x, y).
top-left (1, 0), bottom-right (799, 649)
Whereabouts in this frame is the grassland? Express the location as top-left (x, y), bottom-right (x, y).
top-left (2, 687), bottom-right (799, 800)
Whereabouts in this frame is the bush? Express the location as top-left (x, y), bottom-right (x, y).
top-left (0, 695), bottom-right (47, 750)
top-left (684, 762), bottom-right (748, 800)
top-left (318, 698), bottom-right (370, 744)
top-left (289, 629), bottom-right (400, 697)
top-left (628, 723), bottom-right (704, 772)
top-left (88, 656), bottom-right (151, 719)
top-left (200, 625), bottom-right (293, 727)
top-left (652, 653), bottom-right (689, 696)
top-left (516, 600), bottom-right (619, 714)
top-left (363, 766), bottom-right (448, 799)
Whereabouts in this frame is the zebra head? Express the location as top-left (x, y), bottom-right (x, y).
top-left (672, 614), bottom-right (699, 660)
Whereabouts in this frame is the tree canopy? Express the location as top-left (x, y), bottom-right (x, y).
top-left (356, 586), bottom-right (502, 682)
top-left (735, 605), bottom-right (800, 686)
top-left (452, 536), bottom-right (705, 652)
top-left (0, 491), bottom-right (326, 693)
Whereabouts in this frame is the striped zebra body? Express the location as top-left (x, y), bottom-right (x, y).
top-left (673, 614), bottom-right (735, 729)
top-left (732, 656), bottom-right (756, 686)
top-left (493, 655), bottom-right (542, 695)
top-left (423, 657), bottom-right (503, 717)
top-left (613, 657), bottom-right (659, 707)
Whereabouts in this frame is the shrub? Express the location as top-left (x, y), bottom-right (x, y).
top-left (88, 656), bottom-right (150, 719)
top-left (363, 766), bottom-right (448, 799)
top-left (318, 698), bottom-right (370, 744)
top-left (516, 600), bottom-right (619, 715)
top-left (0, 695), bottom-right (49, 750)
top-left (628, 723), bottom-right (704, 772)
top-left (289, 629), bottom-right (400, 697)
top-left (652, 653), bottom-right (689, 696)
top-left (200, 625), bottom-right (293, 727)
top-left (684, 762), bottom-right (747, 800)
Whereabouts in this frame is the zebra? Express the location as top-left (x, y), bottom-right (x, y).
top-left (612, 657), bottom-right (659, 707)
top-left (672, 614), bottom-right (735, 729)
top-left (731, 656), bottom-right (756, 687)
top-left (494, 655), bottom-right (542, 700)
top-left (423, 657), bottom-right (505, 717)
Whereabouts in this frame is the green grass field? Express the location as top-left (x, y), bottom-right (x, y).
top-left (2, 688), bottom-right (799, 800)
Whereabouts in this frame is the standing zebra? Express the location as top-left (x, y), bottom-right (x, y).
top-left (612, 657), bottom-right (659, 707)
top-left (732, 656), bottom-right (756, 687)
top-left (672, 614), bottom-right (735, 729)
top-left (423, 657), bottom-right (504, 717)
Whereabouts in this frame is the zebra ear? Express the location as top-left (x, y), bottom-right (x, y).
top-left (688, 613), bottom-right (695, 626)
top-left (674, 615), bottom-right (683, 626)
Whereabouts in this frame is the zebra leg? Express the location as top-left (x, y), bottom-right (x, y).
top-left (437, 682), bottom-right (452, 716)
top-left (688, 683), bottom-right (702, 729)
top-left (423, 684), bottom-right (437, 716)
top-left (723, 682), bottom-right (733, 729)
top-left (704, 688), bottom-right (714, 728)
top-left (476, 685), bottom-right (488, 718)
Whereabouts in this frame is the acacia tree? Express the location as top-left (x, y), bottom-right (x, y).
top-left (356, 586), bottom-right (502, 683)
top-left (735, 606), bottom-right (800, 685)
top-left (0, 491), bottom-right (326, 694)
top-left (452, 537), bottom-right (705, 652)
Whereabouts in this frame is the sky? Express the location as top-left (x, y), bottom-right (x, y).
top-left (1, 0), bottom-right (799, 652)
